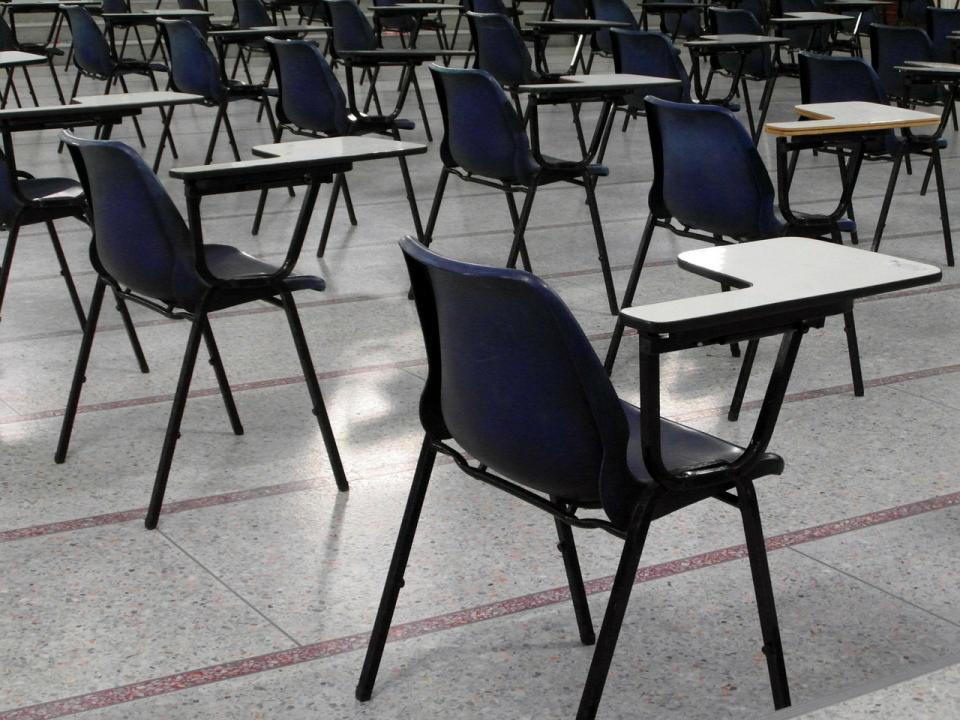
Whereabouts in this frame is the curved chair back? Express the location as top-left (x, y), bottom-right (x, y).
top-left (465, 0), bottom-right (512, 14)
top-left (927, 7), bottom-right (960, 61)
top-left (267, 37), bottom-right (350, 134)
top-left (372, 0), bottom-right (419, 33)
top-left (100, 0), bottom-right (130, 13)
top-left (467, 12), bottom-right (536, 86)
top-left (591, 0), bottom-right (638, 54)
top-left (780, 0), bottom-right (819, 51)
top-left (177, 0), bottom-right (213, 33)
top-left (651, 0), bottom-right (700, 39)
top-left (430, 65), bottom-right (538, 184)
top-left (903, 0), bottom-right (934, 26)
top-left (326, 0), bottom-right (379, 52)
top-left (0, 154), bottom-right (27, 223)
top-left (62, 6), bottom-right (115, 78)
top-left (61, 132), bottom-right (203, 309)
top-left (400, 235), bottom-right (630, 511)
top-left (551, 0), bottom-right (587, 18)
top-left (733, 0), bottom-right (766, 24)
top-left (869, 24), bottom-right (936, 101)
top-left (236, 0), bottom-right (274, 27)
top-left (299, 0), bottom-right (331, 23)
top-left (709, 7), bottom-right (771, 78)
top-left (159, 19), bottom-right (224, 102)
top-left (799, 51), bottom-right (886, 103)
top-left (645, 96), bottom-right (782, 239)
top-left (610, 29), bottom-right (690, 103)
top-left (0, 15), bottom-right (17, 51)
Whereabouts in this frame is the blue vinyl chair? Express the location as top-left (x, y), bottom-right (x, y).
top-left (902, 0), bottom-right (934, 26)
top-left (800, 52), bottom-right (953, 266)
top-left (372, 0), bottom-right (449, 52)
top-left (587, 0), bottom-right (639, 72)
top-left (159, 18), bottom-right (278, 164)
top-left (779, 0), bottom-right (823, 55)
top-left (423, 65), bottom-right (619, 315)
top-left (869, 24), bottom-right (941, 105)
top-left (61, 6), bottom-right (168, 149)
top-left (231, 0), bottom-right (274, 82)
top-left (252, 37), bottom-right (417, 253)
top-left (55, 132), bottom-right (349, 529)
top-left (646, 0), bottom-right (701, 41)
top-left (608, 29), bottom-right (691, 136)
top-left (355, 236), bottom-right (793, 720)
top-left (603, 97), bottom-right (863, 418)
top-left (326, 0), bottom-right (433, 139)
top-left (927, 7), bottom-right (960, 62)
top-left (0, 9), bottom-right (65, 103)
top-left (99, 0), bottom-right (150, 62)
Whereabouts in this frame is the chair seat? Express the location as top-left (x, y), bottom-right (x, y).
top-left (621, 399), bottom-right (783, 518)
top-left (117, 59), bottom-right (168, 75)
top-left (539, 156), bottom-right (608, 183)
top-left (781, 211), bottom-right (856, 235)
top-left (351, 115), bottom-right (416, 132)
top-left (19, 177), bottom-right (85, 207)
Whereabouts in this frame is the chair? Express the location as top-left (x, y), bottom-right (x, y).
top-left (706, 7), bottom-right (779, 139)
top-left (800, 52), bottom-right (953, 266)
top-left (159, 18), bottom-right (278, 164)
top-left (423, 65), bottom-right (619, 315)
top-left (61, 6), bottom-right (168, 150)
top-left (355, 236), bottom-right (793, 720)
top-left (231, 0), bottom-right (274, 83)
top-left (902, 0), bottom-right (934, 26)
top-left (607, 29), bottom-right (691, 138)
top-left (778, 0), bottom-right (824, 56)
top-left (372, 0), bottom-right (449, 53)
top-left (0, 8), bottom-right (65, 103)
top-left (647, 0), bottom-right (701, 41)
top-left (603, 97), bottom-right (863, 420)
top-left (177, 0), bottom-right (234, 34)
top-left (99, 0), bottom-right (150, 62)
top-left (869, 24), bottom-right (941, 106)
top-left (326, 0), bottom-right (433, 140)
top-left (0, 14), bottom-right (57, 107)
top-left (926, 7), bottom-right (960, 62)
top-left (54, 132), bottom-right (349, 529)
top-left (252, 37), bottom-right (418, 254)
top-left (587, 0), bottom-right (639, 72)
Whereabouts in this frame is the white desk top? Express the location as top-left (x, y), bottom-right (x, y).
top-left (0, 50), bottom-right (46, 67)
top-left (620, 237), bottom-right (940, 335)
top-left (251, 136), bottom-right (427, 162)
top-left (765, 101), bottom-right (939, 136)
top-left (71, 91), bottom-right (204, 109)
top-left (518, 73), bottom-right (680, 94)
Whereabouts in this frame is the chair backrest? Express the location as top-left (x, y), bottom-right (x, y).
top-left (708, 7), bottom-right (771, 77)
top-left (903, 0), bottom-right (934, 26)
top-left (927, 7), bottom-right (960, 61)
top-left (326, 0), bottom-right (378, 52)
top-left (590, 0), bottom-right (638, 54)
top-left (0, 152), bottom-right (27, 223)
top-left (235, 0), bottom-right (273, 28)
top-left (159, 19), bottom-right (225, 101)
top-left (372, 0), bottom-right (419, 32)
top-left (551, 0), bottom-right (587, 19)
top-left (0, 15), bottom-right (17, 52)
top-left (869, 24), bottom-right (935, 100)
top-left (430, 65), bottom-right (538, 184)
top-left (799, 51), bottom-right (886, 103)
top-left (100, 0), bottom-right (131, 14)
top-left (62, 6), bottom-right (116, 78)
top-left (467, 12), bottom-right (535, 87)
top-left (400, 235), bottom-right (631, 519)
top-left (60, 132), bottom-right (204, 309)
top-left (610, 29), bottom-right (690, 103)
top-left (299, 0), bottom-right (331, 23)
top-left (732, 0), bottom-right (765, 24)
top-left (465, 0), bottom-right (511, 15)
top-left (653, 0), bottom-right (700, 39)
top-left (645, 96), bottom-right (782, 239)
top-left (177, 0), bottom-right (213, 33)
top-left (267, 37), bottom-right (351, 135)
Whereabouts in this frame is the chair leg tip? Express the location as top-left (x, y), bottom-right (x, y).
top-left (355, 687), bottom-right (372, 702)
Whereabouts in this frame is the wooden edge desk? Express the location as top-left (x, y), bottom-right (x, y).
top-left (170, 137), bottom-right (428, 271)
top-left (685, 34), bottom-right (790, 145)
top-left (619, 237), bottom-right (939, 483)
top-left (765, 101), bottom-right (941, 258)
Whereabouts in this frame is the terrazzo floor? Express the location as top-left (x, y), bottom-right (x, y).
top-left (0, 21), bottom-right (958, 720)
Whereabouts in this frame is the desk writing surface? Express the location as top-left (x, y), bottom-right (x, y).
top-left (142, 8), bottom-right (214, 15)
top-left (765, 100), bottom-right (939, 136)
top-left (527, 19), bottom-right (632, 29)
top-left (71, 91), bottom-right (204, 108)
top-left (0, 50), bottom-right (46, 66)
top-left (783, 10), bottom-right (854, 19)
top-left (620, 237), bottom-right (940, 335)
top-left (371, 3), bottom-right (457, 10)
top-left (897, 60), bottom-right (960, 78)
top-left (251, 136), bottom-right (428, 162)
top-left (638, 2), bottom-right (706, 11)
top-left (209, 25), bottom-right (331, 37)
top-left (688, 34), bottom-right (791, 48)
top-left (518, 73), bottom-right (680, 94)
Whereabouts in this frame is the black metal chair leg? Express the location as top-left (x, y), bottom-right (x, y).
top-left (737, 479), bottom-right (791, 710)
top-left (582, 172), bottom-right (618, 316)
top-left (931, 145), bottom-right (954, 267)
top-left (116, 75), bottom-right (147, 148)
top-left (356, 435), bottom-right (437, 701)
top-left (204, 104), bottom-right (227, 164)
top-left (280, 290), bottom-right (349, 492)
top-left (45, 221), bottom-right (86, 328)
top-left (836, 149), bottom-right (859, 245)
top-left (55, 278), bottom-right (107, 463)
top-left (506, 183), bottom-right (537, 272)
top-left (408, 69), bottom-right (433, 141)
top-left (842, 310), bottom-right (864, 396)
top-left (397, 157), bottom-right (425, 243)
top-left (503, 189), bottom-right (532, 272)
top-left (551, 499), bottom-right (595, 646)
top-left (603, 214), bottom-right (655, 375)
top-left (221, 106), bottom-right (242, 162)
top-left (48, 57), bottom-right (65, 103)
top-left (0, 222), bottom-right (21, 323)
top-left (870, 144), bottom-right (905, 253)
top-left (575, 501), bottom-right (656, 720)
top-left (253, 186), bottom-right (269, 236)
top-left (112, 289), bottom-right (149, 373)
top-left (920, 155), bottom-right (933, 196)
top-left (144, 309), bottom-right (207, 529)
top-left (340, 174), bottom-right (358, 226)
top-left (721, 283), bottom-right (741, 357)
top-left (201, 319), bottom-right (244, 436)
top-left (422, 166), bottom-right (450, 248)
top-left (728, 336), bottom-right (759, 422)
top-left (317, 173), bottom-right (345, 257)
